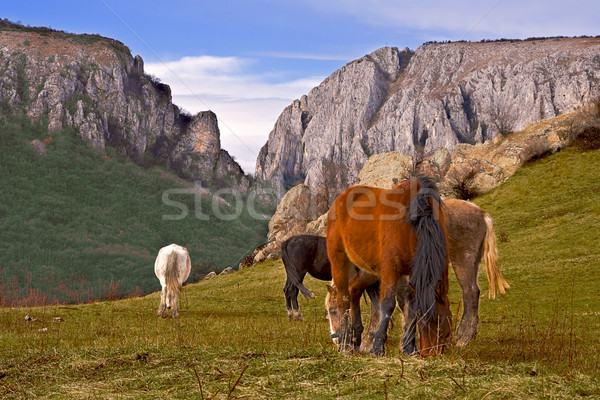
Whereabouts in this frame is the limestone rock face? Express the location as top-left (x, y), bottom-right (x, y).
top-left (0, 25), bottom-right (246, 186)
top-left (256, 38), bottom-right (600, 192)
top-left (258, 110), bottom-right (581, 258)
top-left (256, 46), bottom-right (410, 192)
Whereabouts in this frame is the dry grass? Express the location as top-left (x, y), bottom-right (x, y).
top-left (1, 146), bottom-right (600, 399)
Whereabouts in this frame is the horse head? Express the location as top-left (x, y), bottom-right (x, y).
top-left (410, 281), bottom-right (452, 358)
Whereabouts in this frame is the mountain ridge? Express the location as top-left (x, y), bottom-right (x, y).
top-left (0, 20), bottom-right (248, 189)
top-left (256, 37), bottom-right (600, 193)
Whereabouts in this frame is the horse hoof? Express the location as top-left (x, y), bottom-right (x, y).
top-left (288, 310), bottom-right (304, 321)
top-left (359, 343), bottom-right (372, 354)
top-left (403, 349), bottom-right (419, 357)
top-left (369, 347), bottom-right (385, 357)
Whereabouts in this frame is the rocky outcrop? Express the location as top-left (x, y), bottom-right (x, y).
top-left (256, 38), bottom-right (600, 193)
top-left (256, 110), bottom-right (587, 258)
top-left (357, 151), bottom-right (414, 188)
top-left (267, 184), bottom-right (321, 244)
top-left (0, 22), bottom-right (247, 188)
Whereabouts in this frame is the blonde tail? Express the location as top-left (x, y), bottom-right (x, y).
top-left (483, 213), bottom-right (510, 299)
top-left (165, 249), bottom-right (180, 305)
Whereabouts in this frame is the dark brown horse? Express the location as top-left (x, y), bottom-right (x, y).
top-left (327, 176), bottom-right (452, 357)
top-left (282, 234), bottom-right (330, 321)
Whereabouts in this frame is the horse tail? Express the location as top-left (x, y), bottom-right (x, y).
top-left (407, 176), bottom-right (448, 321)
top-left (482, 212), bottom-right (510, 299)
top-left (282, 239), bottom-right (315, 299)
top-left (165, 249), bottom-right (180, 304)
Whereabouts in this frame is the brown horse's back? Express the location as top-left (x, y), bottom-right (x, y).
top-left (445, 199), bottom-right (509, 299)
top-left (445, 199), bottom-right (487, 267)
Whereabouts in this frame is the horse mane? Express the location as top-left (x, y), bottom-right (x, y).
top-left (406, 176), bottom-right (448, 321)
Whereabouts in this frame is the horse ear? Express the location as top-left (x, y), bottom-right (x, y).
top-left (407, 283), bottom-right (416, 298)
top-left (326, 284), bottom-right (336, 295)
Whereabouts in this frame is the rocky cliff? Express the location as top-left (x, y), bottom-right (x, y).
top-left (0, 22), bottom-right (246, 188)
top-left (249, 108), bottom-right (596, 264)
top-left (256, 37), bottom-right (600, 192)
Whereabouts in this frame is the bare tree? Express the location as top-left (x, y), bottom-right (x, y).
top-left (315, 156), bottom-right (348, 215)
top-left (488, 101), bottom-right (516, 138)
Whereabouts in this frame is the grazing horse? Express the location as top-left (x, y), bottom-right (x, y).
top-left (327, 176), bottom-right (452, 357)
top-left (282, 235), bottom-right (330, 321)
top-left (325, 198), bottom-right (510, 354)
top-left (282, 199), bottom-right (509, 348)
top-left (154, 244), bottom-right (191, 318)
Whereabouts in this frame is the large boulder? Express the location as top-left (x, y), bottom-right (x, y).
top-left (358, 151), bottom-right (414, 188)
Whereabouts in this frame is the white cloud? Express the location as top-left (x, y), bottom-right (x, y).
top-left (145, 56), bottom-right (323, 174)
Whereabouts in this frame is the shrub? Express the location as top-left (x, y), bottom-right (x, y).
top-left (573, 125), bottom-right (600, 152)
top-left (522, 137), bottom-right (554, 164)
top-left (446, 166), bottom-right (480, 200)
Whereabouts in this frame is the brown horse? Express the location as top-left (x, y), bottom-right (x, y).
top-left (327, 176), bottom-right (452, 357)
top-left (326, 198), bottom-right (510, 354)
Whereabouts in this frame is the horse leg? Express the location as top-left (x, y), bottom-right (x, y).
top-left (453, 254), bottom-right (481, 347)
top-left (170, 287), bottom-right (180, 318)
top-left (284, 275), bottom-right (304, 321)
top-left (346, 278), bottom-right (367, 351)
top-left (396, 276), bottom-right (419, 356)
top-left (360, 281), bottom-right (381, 353)
top-left (331, 254), bottom-right (356, 353)
top-left (158, 285), bottom-right (168, 318)
top-left (369, 276), bottom-right (399, 357)
top-left (400, 300), bottom-right (419, 356)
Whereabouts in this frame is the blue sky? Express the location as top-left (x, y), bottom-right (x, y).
top-left (3, 0), bottom-right (599, 172)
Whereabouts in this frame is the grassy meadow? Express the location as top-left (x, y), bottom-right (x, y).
top-left (0, 121), bottom-right (270, 305)
top-left (0, 144), bottom-right (599, 398)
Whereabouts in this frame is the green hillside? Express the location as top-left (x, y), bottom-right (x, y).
top-left (0, 120), bottom-right (270, 305)
top-left (0, 143), bottom-right (599, 398)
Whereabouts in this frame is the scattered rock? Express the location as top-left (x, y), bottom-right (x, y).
top-left (53, 317), bottom-right (64, 322)
top-left (29, 139), bottom-right (47, 156)
top-left (38, 328), bottom-right (48, 332)
top-left (204, 271), bottom-right (217, 280)
top-left (237, 243), bottom-right (268, 270)
top-left (219, 267), bottom-right (234, 276)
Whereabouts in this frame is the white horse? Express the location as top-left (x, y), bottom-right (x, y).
top-left (154, 244), bottom-right (191, 318)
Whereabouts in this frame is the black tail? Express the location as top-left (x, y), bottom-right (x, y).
top-left (281, 240), bottom-right (315, 299)
top-left (406, 176), bottom-right (447, 321)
